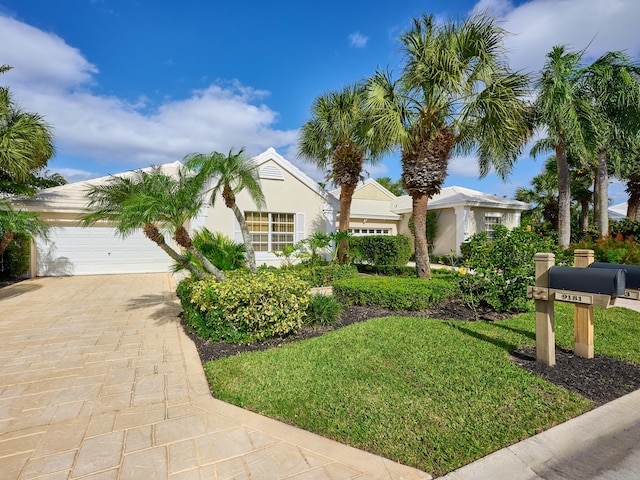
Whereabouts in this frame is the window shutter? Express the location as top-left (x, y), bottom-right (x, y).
top-left (295, 213), bottom-right (305, 243)
top-left (233, 216), bottom-right (243, 244)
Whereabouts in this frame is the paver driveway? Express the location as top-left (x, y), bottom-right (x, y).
top-left (0, 274), bottom-right (429, 479)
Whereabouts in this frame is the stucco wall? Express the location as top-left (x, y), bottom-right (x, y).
top-left (202, 159), bottom-right (332, 266)
top-left (432, 209), bottom-right (457, 256)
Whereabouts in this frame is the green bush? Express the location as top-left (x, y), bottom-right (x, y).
top-left (177, 271), bottom-right (310, 342)
top-left (460, 225), bottom-right (560, 312)
top-left (351, 235), bottom-right (411, 266)
top-left (0, 233), bottom-right (30, 278)
top-left (305, 294), bottom-right (342, 326)
top-left (286, 263), bottom-right (359, 287)
top-left (570, 236), bottom-right (640, 264)
top-left (333, 276), bottom-right (455, 310)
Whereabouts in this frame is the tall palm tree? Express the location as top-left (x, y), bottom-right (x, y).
top-left (82, 166), bottom-right (226, 281)
top-left (299, 84), bottom-right (386, 262)
top-left (184, 149), bottom-right (265, 273)
top-left (367, 14), bottom-right (531, 278)
top-left (0, 199), bottom-right (49, 256)
top-left (579, 51), bottom-right (640, 238)
top-left (0, 65), bottom-right (55, 186)
top-left (533, 46), bottom-right (590, 248)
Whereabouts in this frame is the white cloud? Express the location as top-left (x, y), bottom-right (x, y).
top-left (479, 0), bottom-right (640, 73)
top-left (348, 31), bottom-right (369, 48)
top-left (50, 167), bottom-right (100, 183)
top-left (0, 13), bottom-right (298, 172)
top-left (449, 155), bottom-right (483, 177)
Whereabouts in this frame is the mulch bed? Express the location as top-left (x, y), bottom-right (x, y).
top-left (182, 300), bottom-right (640, 406)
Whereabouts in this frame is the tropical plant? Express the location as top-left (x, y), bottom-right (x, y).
top-left (366, 14), bottom-right (531, 278)
top-left (375, 176), bottom-right (405, 196)
top-left (0, 65), bottom-right (55, 189)
top-left (0, 199), bottom-right (49, 256)
top-left (299, 84), bottom-right (388, 263)
top-left (192, 229), bottom-right (245, 271)
top-left (578, 51), bottom-right (640, 238)
top-left (532, 46), bottom-right (590, 248)
top-left (184, 149), bottom-right (265, 273)
top-left (82, 166), bottom-right (226, 280)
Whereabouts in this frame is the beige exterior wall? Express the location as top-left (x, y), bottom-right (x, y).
top-left (352, 183), bottom-right (393, 201)
top-left (432, 209), bottom-right (457, 256)
top-left (202, 159), bottom-right (332, 267)
top-left (472, 208), bottom-right (521, 233)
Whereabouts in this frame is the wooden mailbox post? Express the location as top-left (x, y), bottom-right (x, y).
top-left (527, 249), bottom-right (625, 366)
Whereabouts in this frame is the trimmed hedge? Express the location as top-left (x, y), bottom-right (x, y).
top-left (333, 276), bottom-right (455, 310)
top-left (177, 271), bottom-right (310, 343)
top-left (288, 263), bottom-right (359, 287)
top-left (351, 235), bottom-right (411, 266)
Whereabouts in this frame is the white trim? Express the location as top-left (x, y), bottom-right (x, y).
top-left (455, 206), bottom-right (470, 256)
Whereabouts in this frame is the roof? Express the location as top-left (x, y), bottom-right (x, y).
top-left (13, 148), bottom-right (339, 213)
top-left (390, 186), bottom-right (530, 214)
top-left (330, 178), bottom-right (397, 202)
top-left (14, 161), bottom-right (185, 213)
top-left (608, 202), bottom-right (628, 221)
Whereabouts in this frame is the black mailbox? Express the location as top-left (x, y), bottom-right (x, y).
top-left (548, 266), bottom-right (626, 296)
top-left (588, 262), bottom-right (640, 290)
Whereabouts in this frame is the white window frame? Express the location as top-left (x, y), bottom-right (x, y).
top-left (484, 213), bottom-right (502, 241)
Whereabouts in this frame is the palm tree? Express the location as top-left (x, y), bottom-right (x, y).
top-left (82, 166), bottom-right (226, 281)
top-left (533, 46), bottom-right (590, 248)
top-left (0, 65), bottom-right (55, 186)
top-left (375, 177), bottom-right (405, 196)
top-left (515, 160), bottom-right (560, 231)
top-left (367, 14), bottom-right (531, 278)
top-left (578, 51), bottom-right (640, 238)
top-left (0, 199), bottom-right (49, 256)
top-left (299, 84), bottom-right (387, 262)
top-left (184, 149), bottom-right (265, 273)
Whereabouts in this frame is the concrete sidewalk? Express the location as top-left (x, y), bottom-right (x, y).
top-left (0, 274), bottom-right (428, 479)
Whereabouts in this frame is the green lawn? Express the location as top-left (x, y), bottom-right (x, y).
top-left (204, 302), bottom-right (640, 476)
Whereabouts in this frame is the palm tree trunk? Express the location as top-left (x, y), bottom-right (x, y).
top-left (580, 198), bottom-right (590, 232)
top-left (337, 183), bottom-right (357, 263)
top-left (626, 174), bottom-right (640, 222)
top-left (0, 229), bottom-right (14, 256)
top-left (596, 149), bottom-right (609, 239)
top-left (413, 193), bottom-right (431, 280)
top-left (556, 141), bottom-right (571, 248)
top-left (143, 224), bottom-right (205, 279)
top-left (593, 165), bottom-right (600, 223)
top-left (174, 225), bottom-right (227, 281)
top-left (230, 203), bottom-right (257, 273)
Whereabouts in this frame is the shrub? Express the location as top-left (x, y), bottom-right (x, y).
top-left (570, 236), bottom-right (640, 265)
top-left (193, 229), bottom-right (246, 271)
top-left (0, 233), bottom-right (30, 278)
top-left (460, 225), bottom-right (560, 312)
top-left (351, 235), bottom-right (412, 266)
top-left (177, 271), bottom-right (310, 342)
top-left (305, 294), bottom-right (342, 326)
top-left (286, 263), bottom-right (359, 287)
top-left (333, 276), bottom-right (455, 310)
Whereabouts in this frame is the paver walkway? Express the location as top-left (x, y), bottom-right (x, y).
top-left (0, 274), bottom-right (429, 479)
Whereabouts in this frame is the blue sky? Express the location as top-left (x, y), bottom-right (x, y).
top-left (1, 0), bottom-right (640, 204)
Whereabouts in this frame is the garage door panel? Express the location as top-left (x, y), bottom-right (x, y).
top-left (36, 226), bottom-right (175, 276)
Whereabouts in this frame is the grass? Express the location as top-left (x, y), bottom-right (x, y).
top-left (204, 302), bottom-right (640, 476)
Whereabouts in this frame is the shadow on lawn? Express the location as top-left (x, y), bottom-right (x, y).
top-left (446, 322), bottom-right (521, 352)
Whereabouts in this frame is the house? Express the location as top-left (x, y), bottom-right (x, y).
top-left (13, 146), bottom-right (528, 276)
top-left (608, 202), bottom-right (628, 221)
top-left (14, 148), bottom-right (338, 276)
top-left (342, 181), bottom-right (530, 257)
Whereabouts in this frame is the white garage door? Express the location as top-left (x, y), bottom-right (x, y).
top-left (35, 226), bottom-right (175, 276)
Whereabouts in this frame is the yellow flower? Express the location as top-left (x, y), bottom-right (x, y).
top-left (525, 225), bottom-right (532, 232)
top-left (458, 267), bottom-right (467, 275)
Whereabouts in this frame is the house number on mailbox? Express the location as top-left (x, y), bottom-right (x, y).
top-left (556, 293), bottom-right (593, 305)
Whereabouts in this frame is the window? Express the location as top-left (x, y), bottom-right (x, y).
top-left (484, 215), bottom-right (502, 241)
top-left (348, 228), bottom-right (391, 236)
top-left (245, 212), bottom-right (295, 252)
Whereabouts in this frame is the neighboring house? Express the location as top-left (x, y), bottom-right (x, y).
top-left (342, 181), bottom-right (530, 257)
top-left (608, 202), bottom-right (628, 221)
top-left (14, 148), bottom-right (338, 276)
